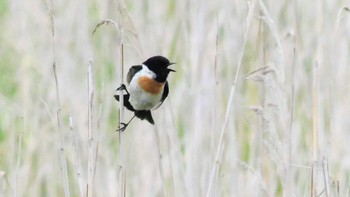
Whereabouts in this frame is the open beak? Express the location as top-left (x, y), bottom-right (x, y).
top-left (167, 62), bottom-right (176, 72)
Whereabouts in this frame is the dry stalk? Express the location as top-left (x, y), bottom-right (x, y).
top-left (69, 116), bottom-right (84, 197)
top-left (285, 47), bottom-right (296, 197)
top-left (92, 19), bottom-right (118, 36)
top-left (118, 43), bottom-right (126, 197)
top-left (311, 61), bottom-right (319, 197)
top-left (322, 157), bottom-right (330, 197)
top-left (115, 1), bottom-right (127, 196)
top-left (153, 125), bottom-right (166, 197)
top-left (92, 8), bottom-right (126, 196)
top-left (206, 1), bottom-right (257, 196)
top-left (87, 60), bottom-right (95, 197)
top-left (49, 0), bottom-right (70, 196)
top-left (14, 118), bottom-right (23, 197)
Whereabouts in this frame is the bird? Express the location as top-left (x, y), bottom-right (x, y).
top-left (114, 56), bottom-right (175, 131)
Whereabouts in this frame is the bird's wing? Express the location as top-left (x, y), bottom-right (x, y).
top-left (152, 81), bottom-right (169, 110)
top-left (127, 65), bottom-right (142, 84)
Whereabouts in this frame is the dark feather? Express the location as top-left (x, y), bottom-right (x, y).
top-left (161, 81), bottom-right (169, 103)
top-left (152, 81), bottom-right (169, 110)
top-left (135, 110), bottom-right (155, 124)
top-left (114, 95), bottom-right (155, 125)
top-left (127, 65), bottom-right (142, 84)
top-left (114, 94), bottom-right (135, 112)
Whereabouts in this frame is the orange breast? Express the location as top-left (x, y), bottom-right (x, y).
top-left (138, 76), bottom-right (164, 94)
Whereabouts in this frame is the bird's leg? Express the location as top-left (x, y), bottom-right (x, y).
top-left (116, 84), bottom-right (130, 95)
top-left (116, 114), bottom-right (136, 132)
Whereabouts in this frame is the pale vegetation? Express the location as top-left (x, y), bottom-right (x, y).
top-left (0, 0), bottom-right (349, 196)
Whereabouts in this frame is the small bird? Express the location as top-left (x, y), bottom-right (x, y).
top-left (114, 56), bottom-right (175, 131)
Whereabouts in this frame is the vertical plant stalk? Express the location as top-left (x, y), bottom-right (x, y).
top-left (69, 116), bottom-right (84, 197)
top-left (206, 1), bottom-right (257, 196)
top-left (210, 24), bottom-right (219, 154)
top-left (335, 180), bottom-right (340, 197)
top-left (118, 42), bottom-right (126, 197)
top-left (49, 1), bottom-right (70, 196)
top-left (153, 126), bottom-right (166, 197)
top-left (91, 11), bottom-right (125, 197)
top-left (87, 60), bottom-right (95, 197)
top-left (322, 157), bottom-right (330, 197)
top-left (14, 118), bottom-right (23, 197)
top-left (311, 61), bottom-right (319, 197)
top-left (285, 47), bottom-right (296, 197)
top-left (115, 1), bottom-right (126, 196)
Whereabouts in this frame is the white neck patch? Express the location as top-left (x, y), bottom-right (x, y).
top-left (141, 64), bottom-right (156, 78)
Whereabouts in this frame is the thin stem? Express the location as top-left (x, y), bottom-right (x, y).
top-left (69, 116), bottom-right (84, 197)
top-left (14, 118), bottom-right (23, 197)
top-left (154, 125), bottom-right (166, 197)
top-left (118, 43), bottom-right (126, 197)
top-left (87, 60), bottom-right (95, 197)
top-left (206, 1), bottom-right (257, 196)
top-left (311, 61), bottom-right (319, 197)
top-left (50, 0), bottom-right (70, 196)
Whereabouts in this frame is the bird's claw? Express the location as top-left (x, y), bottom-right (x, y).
top-left (116, 123), bottom-right (127, 132)
top-left (116, 84), bottom-right (127, 91)
top-left (116, 84), bottom-right (130, 95)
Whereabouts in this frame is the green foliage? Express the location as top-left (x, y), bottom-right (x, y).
top-left (0, 0), bottom-right (8, 19)
top-left (0, 49), bottom-right (18, 98)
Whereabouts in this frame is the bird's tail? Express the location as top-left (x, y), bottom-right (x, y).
top-left (135, 110), bottom-right (155, 125)
top-left (114, 94), bottom-right (135, 111)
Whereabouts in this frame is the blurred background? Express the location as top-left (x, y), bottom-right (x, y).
top-left (0, 0), bottom-right (350, 196)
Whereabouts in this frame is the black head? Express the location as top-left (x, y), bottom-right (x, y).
top-left (143, 56), bottom-right (175, 82)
